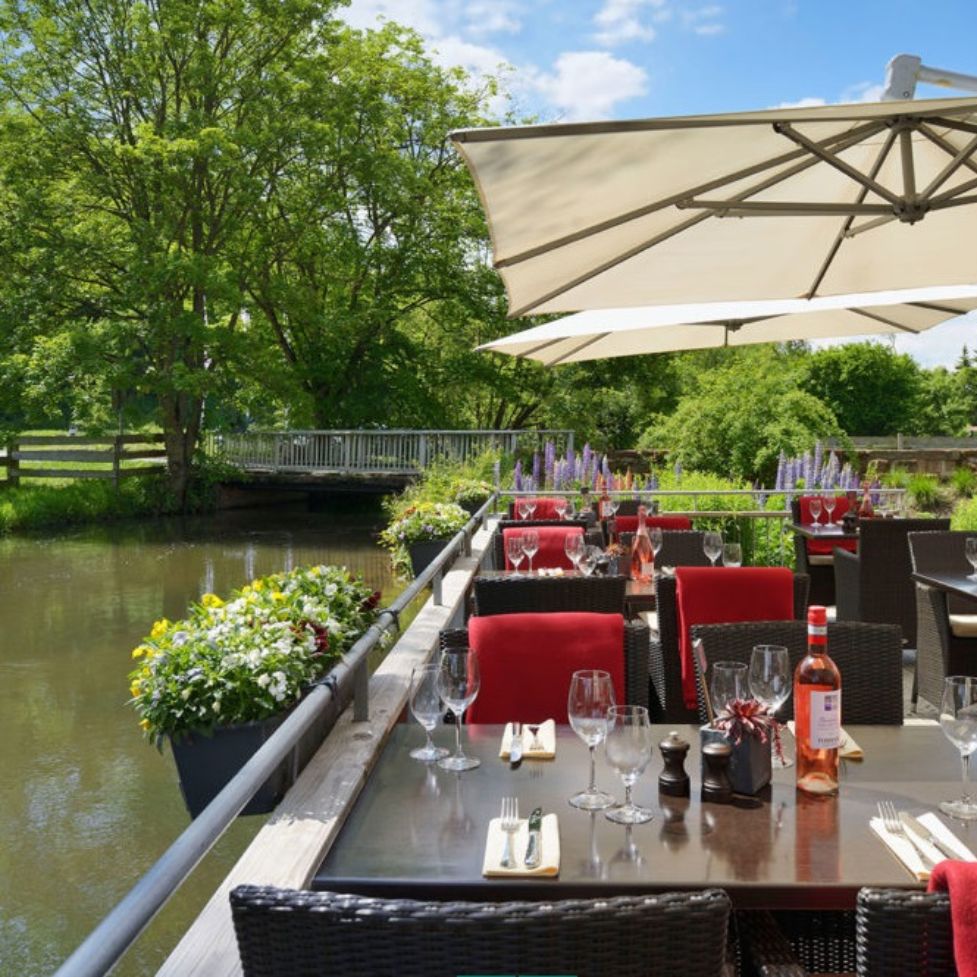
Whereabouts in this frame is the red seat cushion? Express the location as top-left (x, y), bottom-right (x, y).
top-left (466, 612), bottom-right (625, 724)
top-left (928, 861), bottom-right (977, 977)
top-left (798, 496), bottom-right (858, 555)
top-left (511, 497), bottom-right (564, 520)
top-left (615, 515), bottom-right (692, 533)
top-left (675, 567), bottom-right (795, 709)
top-left (502, 526), bottom-right (582, 570)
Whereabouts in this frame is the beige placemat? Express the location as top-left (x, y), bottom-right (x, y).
top-left (499, 719), bottom-right (556, 760)
top-left (482, 813), bottom-right (560, 878)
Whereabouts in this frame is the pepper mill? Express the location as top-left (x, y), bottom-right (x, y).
top-left (658, 729), bottom-right (691, 797)
top-left (701, 741), bottom-right (733, 803)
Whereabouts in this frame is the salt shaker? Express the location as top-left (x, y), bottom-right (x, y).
top-left (658, 730), bottom-right (690, 797)
top-left (701, 741), bottom-right (733, 803)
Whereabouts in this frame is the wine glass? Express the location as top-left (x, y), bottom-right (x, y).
top-left (606, 497), bottom-right (620, 519)
top-left (966, 538), bottom-right (977, 581)
top-left (517, 499), bottom-right (531, 520)
top-left (703, 531), bottom-right (723, 566)
top-left (722, 542), bottom-right (742, 567)
top-left (579, 544), bottom-right (602, 576)
top-left (437, 648), bottom-right (481, 772)
top-left (521, 529), bottom-right (540, 573)
top-left (604, 705), bottom-right (655, 824)
top-left (409, 664), bottom-right (449, 762)
top-left (710, 660), bottom-right (748, 714)
top-left (809, 497), bottom-right (822, 531)
top-left (939, 675), bottom-right (977, 820)
top-left (526, 498), bottom-right (537, 518)
top-left (506, 534), bottom-right (526, 575)
top-left (564, 532), bottom-right (585, 570)
top-left (649, 526), bottom-right (664, 569)
top-left (554, 497), bottom-right (568, 520)
top-left (824, 495), bottom-right (837, 525)
top-left (749, 644), bottom-right (792, 769)
top-left (567, 669), bottom-right (617, 810)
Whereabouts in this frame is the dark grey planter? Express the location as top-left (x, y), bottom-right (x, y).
top-left (409, 539), bottom-right (450, 578)
top-left (457, 498), bottom-right (488, 517)
top-left (700, 725), bottom-right (772, 795)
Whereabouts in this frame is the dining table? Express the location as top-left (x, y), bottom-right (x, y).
top-left (911, 569), bottom-right (977, 603)
top-left (789, 522), bottom-right (858, 542)
top-left (312, 722), bottom-right (974, 911)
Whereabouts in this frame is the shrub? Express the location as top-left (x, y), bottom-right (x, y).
top-left (908, 474), bottom-right (940, 511)
top-left (951, 467), bottom-right (977, 498)
top-left (952, 496), bottom-right (977, 531)
top-left (379, 501), bottom-right (469, 578)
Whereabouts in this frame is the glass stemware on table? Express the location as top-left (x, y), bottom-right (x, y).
top-left (939, 675), bottom-right (977, 820)
top-left (749, 644), bottom-right (792, 768)
top-left (408, 664), bottom-right (450, 762)
top-left (808, 496), bottom-right (823, 531)
top-left (521, 529), bottom-right (540, 573)
top-left (579, 545), bottom-right (602, 576)
top-left (823, 494), bottom-right (837, 525)
top-left (506, 534), bottom-right (526, 575)
top-left (526, 499), bottom-right (537, 519)
top-left (564, 532), bottom-right (585, 570)
top-left (722, 542), bottom-right (742, 567)
top-left (966, 537), bottom-right (977, 581)
top-left (567, 669), bottom-right (617, 810)
top-left (604, 704), bottom-right (655, 824)
top-left (517, 499), bottom-right (531, 520)
top-left (703, 531), bottom-right (723, 566)
top-left (649, 526), bottom-right (663, 571)
top-left (437, 648), bottom-right (481, 772)
top-left (710, 660), bottom-right (748, 713)
top-left (554, 497), bottom-right (568, 520)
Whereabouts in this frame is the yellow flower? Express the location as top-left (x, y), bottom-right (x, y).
top-left (131, 646), bottom-right (149, 660)
top-left (139, 718), bottom-right (151, 731)
top-left (201, 593), bottom-right (224, 609)
top-left (251, 579), bottom-right (265, 592)
top-left (150, 619), bottom-right (169, 639)
top-left (271, 591), bottom-right (285, 602)
top-left (130, 681), bottom-right (142, 697)
top-left (241, 584), bottom-right (251, 595)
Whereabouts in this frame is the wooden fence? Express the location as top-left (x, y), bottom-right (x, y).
top-left (1, 434), bottom-right (167, 485)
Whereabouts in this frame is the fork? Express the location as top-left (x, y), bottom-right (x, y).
top-left (877, 800), bottom-right (931, 864)
top-left (499, 797), bottom-right (520, 868)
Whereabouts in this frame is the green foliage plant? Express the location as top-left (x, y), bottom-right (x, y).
top-left (379, 502), bottom-right (469, 579)
top-left (951, 496), bottom-right (977, 530)
top-left (129, 565), bottom-right (380, 746)
top-left (951, 466), bottom-right (977, 498)
top-left (908, 474), bottom-right (941, 511)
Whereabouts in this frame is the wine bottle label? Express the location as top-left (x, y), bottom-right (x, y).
top-left (809, 690), bottom-right (842, 748)
top-left (641, 562), bottom-right (654, 576)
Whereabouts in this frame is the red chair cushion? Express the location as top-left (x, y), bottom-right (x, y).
top-left (798, 496), bottom-right (858, 555)
top-left (502, 526), bottom-right (582, 570)
top-left (466, 612), bottom-right (625, 724)
top-left (928, 860), bottom-right (977, 977)
top-left (675, 567), bottom-right (795, 709)
top-left (510, 497), bottom-right (564, 519)
top-left (615, 515), bottom-right (692, 533)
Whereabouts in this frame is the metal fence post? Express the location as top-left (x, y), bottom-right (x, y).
top-left (433, 567), bottom-right (443, 606)
top-left (352, 660), bottom-right (370, 721)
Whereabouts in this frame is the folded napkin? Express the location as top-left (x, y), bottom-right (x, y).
top-left (786, 722), bottom-right (862, 760)
top-left (499, 719), bottom-right (557, 760)
top-left (537, 567), bottom-right (566, 577)
top-left (928, 860), bottom-right (977, 977)
top-left (482, 812), bottom-right (560, 877)
top-left (872, 811), bottom-right (977, 882)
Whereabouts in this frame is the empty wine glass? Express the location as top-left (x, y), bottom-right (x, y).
top-left (506, 534), bottom-right (526, 575)
top-left (517, 499), bottom-right (531, 520)
top-left (564, 532), bottom-right (585, 570)
top-left (522, 529), bottom-right (540, 573)
top-left (809, 497), bottom-right (823, 530)
top-left (939, 675), bottom-right (977, 820)
top-left (824, 495), bottom-right (837, 525)
top-left (606, 497), bottom-right (620, 519)
top-left (526, 498), bottom-right (537, 518)
top-left (710, 660), bottom-right (748, 714)
top-left (722, 542), bottom-right (742, 567)
top-left (966, 538), bottom-right (977, 581)
top-left (749, 644), bottom-right (792, 769)
top-left (568, 669), bottom-right (617, 810)
top-left (579, 544), bottom-right (602, 576)
top-left (649, 526), bottom-right (663, 569)
top-left (409, 664), bottom-right (449, 762)
top-left (437, 648), bottom-right (481, 772)
top-left (604, 705), bottom-right (655, 824)
top-left (703, 531), bottom-right (723, 566)
top-left (554, 497), bottom-right (568, 520)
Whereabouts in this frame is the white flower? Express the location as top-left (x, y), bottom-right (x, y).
top-left (172, 631), bottom-right (189, 647)
top-left (256, 673), bottom-right (271, 688)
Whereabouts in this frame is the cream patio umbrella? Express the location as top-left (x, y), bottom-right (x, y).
top-left (451, 97), bottom-right (977, 317)
top-left (477, 285), bottom-right (977, 365)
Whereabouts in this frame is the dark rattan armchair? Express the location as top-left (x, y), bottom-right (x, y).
top-left (790, 498), bottom-right (851, 606)
top-left (835, 518), bottom-right (950, 648)
top-left (491, 519), bottom-right (601, 569)
top-left (231, 885), bottom-right (734, 977)
top-left (650, 573), bottom-right (810, 723)
top-left (909, 529), bottom-right (977, 709)
top-left (689, 620), bottom-right (904, 725)
top-left (619, 530), bottom-right (711, 568)
top-left (473, 573), bottom-right (627, 616)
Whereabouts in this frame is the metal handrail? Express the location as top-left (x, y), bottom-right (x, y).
top-left (52, 495), bottom-right (498, 977)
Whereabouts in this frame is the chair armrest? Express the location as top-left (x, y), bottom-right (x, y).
top-left (623, 621), bottom-right (650, 710)
top-left (833, 548), bottom-right (860, 621)
top-left (793, 534), bottom-right (809, 574)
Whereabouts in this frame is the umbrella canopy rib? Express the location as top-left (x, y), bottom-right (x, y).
top-left (849, 308), bottom-right (924, 333)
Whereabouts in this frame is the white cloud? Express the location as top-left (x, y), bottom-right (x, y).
top-left (528, 51), bottom-right (648, 120)
top-left (592, 0), bottom-right (666, 47)
top-left (427, 35), bottom-right (510, 77)
top-left (463, 1), bottom-right (522, 36)
top-left (841, 80), bottom-right (886, 104)
top-left (341, 0), bottom-right (444, 36)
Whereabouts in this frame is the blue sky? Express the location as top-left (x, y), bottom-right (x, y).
top-left (341, 0), bottom-right (977, 366)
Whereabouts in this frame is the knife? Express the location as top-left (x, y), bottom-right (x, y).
top-left (509, 722), bottom-right (523, 769)
top-left (524, 806), bottom-right (543, 868)
top-left (899, 812), bottom-right (959, 861)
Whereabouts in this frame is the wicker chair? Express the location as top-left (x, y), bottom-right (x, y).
top-left (738, 888), bottom-right (953, 977)
top-left (650, 573), bottom-right (810, 723)
top-left (441, 616), bottom-right (650, 712)
top-left (491, 519), bottom-right (601, 569)
top-left (689, 620), bottom-right (904, 725)
top-left (790, 498), bottom-right (854, 606)
top-left (835, 518), bottom-right (950, 648)
top-left (619, 530), bottom-right (711, 568)
top-left (231, 885), bottom-right (734, 977)
top-left (909, 530), bottom-right (977, 709)
top-left (473, 574), bottom-right (628, 616)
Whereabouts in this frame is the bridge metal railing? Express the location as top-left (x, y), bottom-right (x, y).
top-left (52, 495), bottom-right (498, 977)
top-left (204, 429), bottom-right (574, 474)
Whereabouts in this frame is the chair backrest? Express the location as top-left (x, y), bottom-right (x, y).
top-left (619, 530), bottom-right (710, 568)
top-left (856, 888), bottom-right (954, 977)
top-left (473, 574), bottom-right (628, 616)
top-left (689, 620), bottom-right (904, 724)
top-left (508, 497), bottom-right (567, 520)
top-left (615, 514), bottom-right (693, 534)
top-left (231, 885), bottom-right (732, 977)
top-left (491, 519), bottom-right (594, 569)
top-left (857, 518), bottom-right (951, 643)
top-left (796, 494), bottom-right (854, 524)
top-left (501, 525), bottom-right (583, 570)
top-left (909, 529), bottom-right (977, 614)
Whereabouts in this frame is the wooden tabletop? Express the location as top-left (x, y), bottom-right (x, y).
top-left (790, 522), bottom-right (858, 541)
top-left (475, 569), bottom-right (656, 615)
top-left (912, 570), bottom-right (977, 603)
top-left (312, 722), bottom-right (974, 910)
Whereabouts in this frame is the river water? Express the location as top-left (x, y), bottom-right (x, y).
top-left (0, 501), bottom-right (400, 976)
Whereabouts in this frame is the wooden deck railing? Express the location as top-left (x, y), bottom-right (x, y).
top-left (1, 434), bottom-right (167, 485)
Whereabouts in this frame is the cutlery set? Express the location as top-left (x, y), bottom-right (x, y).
top-left (499, 797), bottom-right (543, 868)
top-left (877, 800), bottom-right (963, 866)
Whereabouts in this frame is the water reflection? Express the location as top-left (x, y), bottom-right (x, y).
top-left (0, 501), bottom-right (399, 976)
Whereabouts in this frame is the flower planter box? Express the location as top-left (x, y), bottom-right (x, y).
top-left (409, 539), bottom-right (452, 578)
top-left (170, 673), bottom-right (353, 818)
top-left (457, 498), bottom-right (488, 517)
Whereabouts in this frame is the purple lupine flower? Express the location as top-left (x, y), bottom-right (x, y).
top-left (544, 440), bottom-right (556, 487)
top-left (824, 451), bottom-right (839, 489)
top-left (801, 451), bottom-right (813, 489)
top-left (581, 443), bottom-right (593, 484)
top-left (532, 451), bottom-right (542, 489)
top-left (775, 450), bottom-right (786, 492)
top-left (602, 455), bottom-right (612, 483)
top-left (591, 466), bottom-right (599, 490)
top-left (514, 459), bottom-right (523, 492)
top-left (870, 478), bottom-right (881, 506)
top-left (648, 471), bottom-right (659, 491)
top-left (812, 440), bottom-right (824, 483)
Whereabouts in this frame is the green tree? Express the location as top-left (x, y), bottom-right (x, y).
top-left (916, 367), bottom-right (970, 435)
top-left (800, 342), bottom-right (923, 436)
